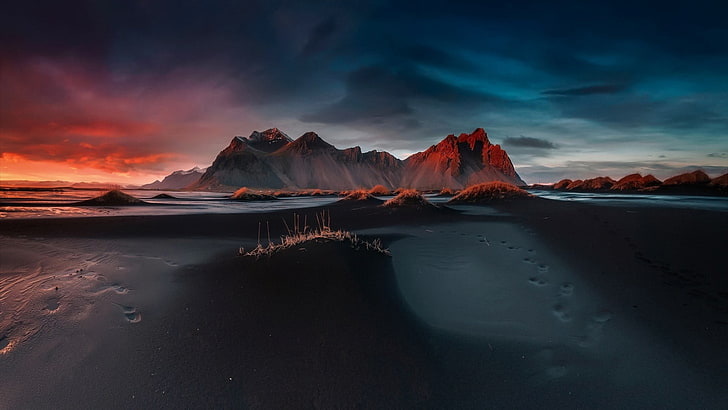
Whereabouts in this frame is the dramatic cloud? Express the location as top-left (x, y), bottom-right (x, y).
top-left (503, 136), bottom-right (557, 149)
top-left (0, 57), bottom-right (259, 177)
top-left (300, 17), bottom-right (338, 57)
top-left (300, 65), bottom-right (507, 125)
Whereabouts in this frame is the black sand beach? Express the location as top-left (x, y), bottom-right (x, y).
top-left (1, 199), bottom-right (727, 409)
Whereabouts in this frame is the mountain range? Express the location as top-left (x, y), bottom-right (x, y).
top-left (176, 127), bottom-right (525, 191)
top-left (541, 170), bottom-right (728, 194)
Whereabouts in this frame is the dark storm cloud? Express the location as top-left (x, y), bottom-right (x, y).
top-left (301, 65), bottom-right (508, 124)
top-left (300, 16), bottom-right (338, 57)
top-left (542, 84), bottom-right (627, 96)
top-left (503, 136), bottom-right (557, 149)
top-left (545, 92), bottom-right (728, 131)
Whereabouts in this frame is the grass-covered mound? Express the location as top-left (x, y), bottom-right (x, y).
top-left (368, 185), bottom-right (392, 196)
top-left (448, 182), bottom-right (532, 203)
top-left (75, 190), bottom-right (148, 206)
top-left (340, 189), bottom-right (376, 201)
top-left (383, 189), bottom-right (435, 209)
top-left (436, 187), bottom-right (456, 197)
top-left (231, 187), bottom-right (276, 201)
top-left (240, 211), bottom-right (390, 258)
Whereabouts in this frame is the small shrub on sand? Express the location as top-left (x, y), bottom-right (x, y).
top-left (448, 182), bottom-right (532, 203)
top-left (240, 210), bottom-right (390, 258)
top-left (341, 189), bottom-right (374, 201)
top-left (368, 185), bottom-right (391, 196)
top-left (383, 189), bottom-right (433, 208)
top-left (231, 187), bottom-right (275, 200)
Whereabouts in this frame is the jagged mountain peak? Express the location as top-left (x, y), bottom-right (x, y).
top-left (231, 128), bottom-right (293, 153)
top-left (281, 132), bottom-right (335, 154)
top-left (457, 128), bottom-right (491, 149)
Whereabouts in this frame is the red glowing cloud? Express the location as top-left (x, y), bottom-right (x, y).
top-left (0, 57), bottom-right (259, 183)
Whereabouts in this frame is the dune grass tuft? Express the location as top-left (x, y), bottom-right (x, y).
top-left (437, 187), bottom-right (456, 196)
top-left (383, 189), bottom-right (433, 208)
top-left (448, 181), bottom-right (532, 203)
top-left (240, 210), bottom-right (390, 258)
top-left (368, 185), bottom-right (392, 196)
top-left (231, 187), bottom-right (276, 200)
top-left (341, 189), bottom-right (374, 201)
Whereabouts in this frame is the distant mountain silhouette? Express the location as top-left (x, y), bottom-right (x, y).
top-left (547, 170), bottom-right (727, 195)
top-left (141, 167), bottom-right (206, 190)
top-left (187, 127), bottom-right (524, 190)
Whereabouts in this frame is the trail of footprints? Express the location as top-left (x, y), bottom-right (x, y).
top-left (482, 234), bottom-right (613, 347)
top-left (44, 265), bottom-right (141, 324)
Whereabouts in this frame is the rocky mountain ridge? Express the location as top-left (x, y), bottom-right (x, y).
top-left (187, 127), bottom-right (524, 191)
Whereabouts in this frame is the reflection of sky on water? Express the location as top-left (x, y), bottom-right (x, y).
top-left (1, 189), bottom-right (726, 219)
top-left (0, 190), bottom-right (338, 219)
top-left (528, 190), bottom-right (728, 212)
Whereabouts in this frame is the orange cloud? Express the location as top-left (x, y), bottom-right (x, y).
top-left (0, 56), bottom-right (260, 183)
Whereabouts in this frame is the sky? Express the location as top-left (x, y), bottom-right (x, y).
top-left (1, 0), bottom-right (727, 185)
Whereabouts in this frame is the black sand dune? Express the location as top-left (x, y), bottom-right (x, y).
top-left (74, 189), bottom-right (149, 206)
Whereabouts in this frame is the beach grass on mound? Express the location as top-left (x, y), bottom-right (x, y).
top-left (240, 210), bottom-right (390, 258)
top-left (368, 185), bottom-right (392, 196)
top-left (341, 189), bottom-right (375, 201)
top-left (449, 181), bottom-right (532, 203)
top-left (231, 187), bottom-right (276, 200)
top-left (383, 189), bottom-right (433, 208)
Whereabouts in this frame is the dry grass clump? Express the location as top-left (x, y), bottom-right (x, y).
top-left (304, 188), bottom-right (324, 196)
top-left (368, 185), bottom-right (392, 196)
top-left (240, 210), bottom-right (390, 258)
top-left (383, 189), bottom-right (433, 208)
top-left (437, 187), bottom-right (455, 196)
top-left (271, 190), bottom-right (296, 198)
top-left (448, 181), bottom-right (532, 203)
top-left (231, 187), bottom-right (276, 200)
top-left (341, 189), bottom-right (375, 201)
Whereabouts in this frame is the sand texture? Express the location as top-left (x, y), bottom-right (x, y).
top-left (1, 199), bottom-right (727, 408)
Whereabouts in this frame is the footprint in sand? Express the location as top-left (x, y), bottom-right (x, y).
top-left (577, 310), bottom-right (613, 347)
top-left (559, 283), bottom-right (574, 296)
top-left (108, 284), bottom-right (129, 294)
top-left (0, 335), bottom-right (9, 350)
top-left (114, 303), bottom-right (142, 323)
top-left (537, 264), bottom-right (549, 273)
top-left (592, 310), bottom-right (613, 323)
top-left (44, 297), bottom-right (60, 312)
top-left (528, 276), bottom-right (548, 287)
top-left (552, 304), bottom-right (572, 322)
top-left (522, 257), bottom-right (536, 264)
